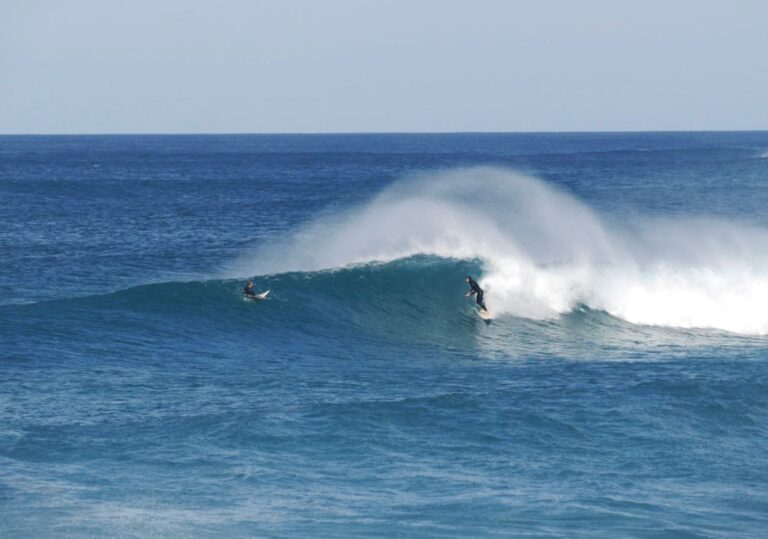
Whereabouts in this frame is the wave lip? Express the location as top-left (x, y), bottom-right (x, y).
top-left (228, 167), bottom-right (768, 335)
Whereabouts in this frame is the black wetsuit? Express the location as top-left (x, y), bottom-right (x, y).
top-left (244, 285), bottom-right (256, 297)
top-left (467, 278), bottom-right (487, 311)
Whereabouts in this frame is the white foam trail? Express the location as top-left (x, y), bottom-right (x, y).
top-left (228, 167), bottom-right (768, 335)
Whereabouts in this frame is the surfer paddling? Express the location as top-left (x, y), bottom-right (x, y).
top-left (244, 280), bottom-right (256, 297)
top-left (465, 276), bottom-right (488, 313)
top-left (244, 280), bottom-right (271, 301)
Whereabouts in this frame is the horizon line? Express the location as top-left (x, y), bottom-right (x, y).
top-left (1, 128), bottom-right (767, 137)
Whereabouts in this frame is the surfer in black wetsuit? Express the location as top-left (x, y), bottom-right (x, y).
top-left (244, 280), bottom-right (256, 297)
top-left (465, 276), bottom-right (488, 312)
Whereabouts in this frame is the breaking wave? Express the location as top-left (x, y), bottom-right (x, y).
top-left (227, 167), bottom-right (768, 335)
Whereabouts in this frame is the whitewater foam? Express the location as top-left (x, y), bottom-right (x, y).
top-left (229, 167), bottom-right (768, 335)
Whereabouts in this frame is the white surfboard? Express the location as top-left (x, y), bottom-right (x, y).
top-left (245, 290), bottom-right (270, 300)
top-left (477, 309), bottom-right (492, 321)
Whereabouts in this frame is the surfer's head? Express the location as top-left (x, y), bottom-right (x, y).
top-left (246, 280), bottom-right (253, 287)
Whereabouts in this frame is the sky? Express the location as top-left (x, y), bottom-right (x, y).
top-left (1, 0), bottom-right (767, 134)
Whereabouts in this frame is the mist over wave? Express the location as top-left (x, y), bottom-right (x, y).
top-left (229, 167), bottom-right (768, 335)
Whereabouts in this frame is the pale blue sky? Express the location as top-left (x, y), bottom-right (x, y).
top-left (1, 0), bottom-right (766, 134)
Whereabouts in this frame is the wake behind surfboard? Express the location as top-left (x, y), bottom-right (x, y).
top-left (477, 309), bottom-right (492, 321)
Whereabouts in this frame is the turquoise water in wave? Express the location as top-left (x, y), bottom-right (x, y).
top-left (2, 133), bottom-right (768, 537)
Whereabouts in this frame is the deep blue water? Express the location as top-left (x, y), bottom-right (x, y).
top-left (2, 132), bottom-right (768, 537)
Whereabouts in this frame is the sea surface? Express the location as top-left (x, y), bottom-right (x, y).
top-left (2, 132), bottom-right (768, 537)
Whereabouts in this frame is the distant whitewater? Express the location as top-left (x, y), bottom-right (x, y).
top-left (229, 167), bottom-right (768, 335)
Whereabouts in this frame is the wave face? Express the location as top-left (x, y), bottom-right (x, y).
top-left (8, 258), bottom-right (757, 370)
top-left (228, 167), bottom-right (768, 335)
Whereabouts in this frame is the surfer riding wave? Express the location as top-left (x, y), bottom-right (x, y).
top-left (465, 276), bottom-right (488, 313)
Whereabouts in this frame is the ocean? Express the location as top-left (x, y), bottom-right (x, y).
top-left (2, 132), bottom-right (768, 537)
